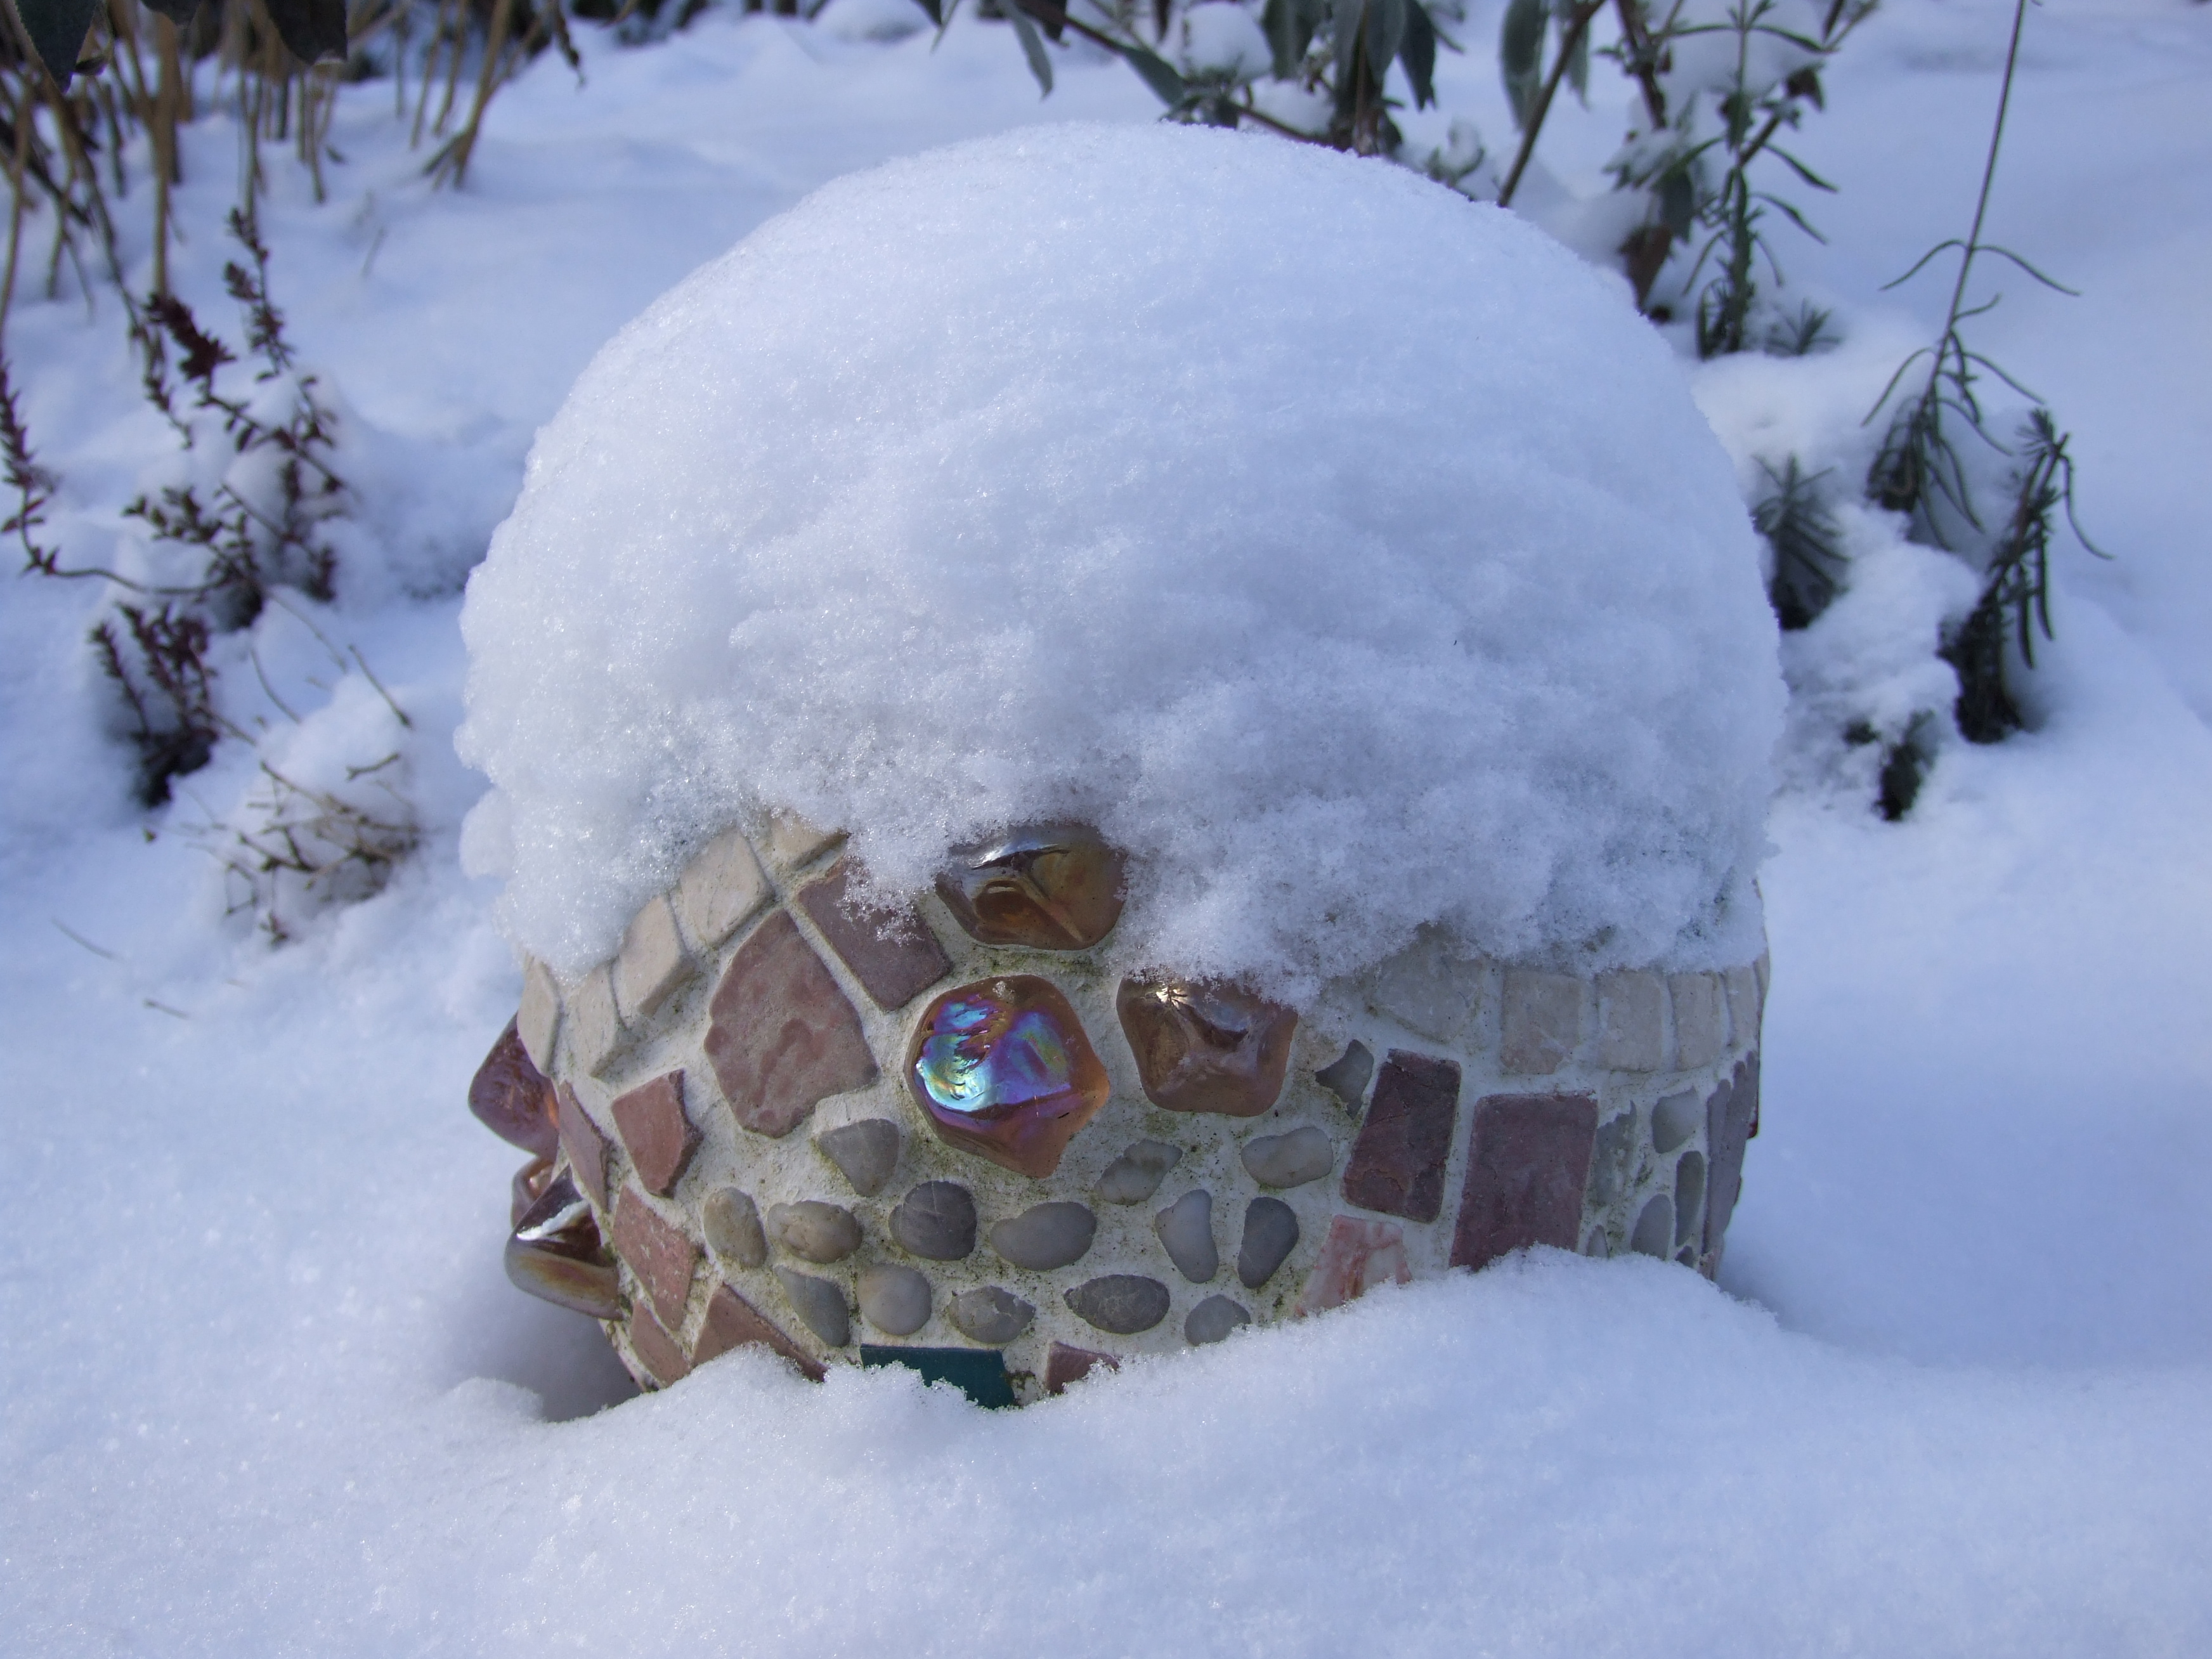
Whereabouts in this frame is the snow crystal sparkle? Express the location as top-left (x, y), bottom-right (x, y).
top-left (456, 120), bottom-right (1782, 1002)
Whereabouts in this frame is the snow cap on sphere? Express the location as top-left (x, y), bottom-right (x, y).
top-left (456, 122), bottom-right (1782, 1001)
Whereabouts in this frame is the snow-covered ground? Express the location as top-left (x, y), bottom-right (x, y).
top-left (3, 1), bottom-right (2208, 1651)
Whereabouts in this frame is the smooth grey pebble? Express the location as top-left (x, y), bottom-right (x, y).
top-left (890, 1180), bottom-right (977, 1261)
top-left (1095, 1140), bottom-right (1182, 1205)
top-left (989, 1201), bottom-right (1097, 1270)
top-left (1184, 1294), bottom-right (1251, 1346)
top-left (767, 1199), bottom-right (861, 1264)
top-left (857, 1263), bottom-right (931, 1336)
top-left (1314, 1040), bottom-right (1374, 1110)
top-left (1064, 1274), bottom-right (1170, 1336)
top-left (1652, 1090), bottom-right (1701, 1154)
top-left (1154, 1189), bottom-right (1218, 1283)
top-left (947, 1286), bottom-right (1035, 1346)
top-left (775, 1266), bottom-right (850, 1346)
top-left (1239, 1126), bottom-right (1335, 1190)
top-left (1237, 1196), bottom-right (1299, 1289)
top-left (816, 1118), bottom-right (900, 1197)
top-left (702, 1187), bottom-right (766, 1268)
top-left (1674, 1150), bottom-right (1707, 1249)
top-left (1630, 1194), bottom-right (1674, 1258)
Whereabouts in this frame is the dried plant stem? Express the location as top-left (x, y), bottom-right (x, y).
top-left (3, 75), bottom-right (34, 334)
top-left (1498, 2), bottom-right (1602, 208)
top-left (152, 16), bottom-right (185, 296)
top-left (1915, 0), bottom-right (2025, 429)
top-left (42, 68), bottom-right (126, 294)
top-left (1864, 0), bottom-right (2060, 533)
top-left (434, 0), bottom-right (519, 185)
top-left (301, 65), bottom-right (331, 203)
top-left (1228, 93), bottom-right (1329, 146)
top-left (1613, 0), bottom-right (1667, 127)
top-left (434, 0), bottom-right (470, 139)
top-left (411, 0), bottom-right (454, 147)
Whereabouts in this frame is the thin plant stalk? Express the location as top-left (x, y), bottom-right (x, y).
top-left (1887, 0), bottom-right (2026, 457)
top-left (2, 73), bottom-right (34, 333)
top-left (434, 0), bottom-right (520, 185)
top-left (411, 0), bottom-right (456, 148)
top-left (1613, 0), bottom-right (1666, 127)
top-left (434, 0), bottom-right (471, 140)
top-left (151, 15), bottom-right (184, 296)
top-left (1498, 1), bottom-right (1603, 208)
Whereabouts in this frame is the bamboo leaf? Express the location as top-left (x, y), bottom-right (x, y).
top-left (1004, 0), bottom-right (1054, 96)
top-left (1117, 40), bottom-right (1188, 108)
top-left (261, 0), bottom-right (349, 64)
top-left (1262, 0), bottom-right (1300, 77)
top-left (1333, 0), bottom-right (1367, 79)
top-left (1364, 0), bottom-right (1407, 86)
top-left (1499, 0), bottom-right (1546, 128)
top-left (1400, 0), bottom-right (1437, 108)
top-left (14, 0), bottom-right (103, 88)
top-left (1657, 163), bottom-right (1697, 238)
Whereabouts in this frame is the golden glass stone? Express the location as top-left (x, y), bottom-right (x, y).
top-left (935, 823), bottom-right (1126, 951)
top-left (1116, 977), bottom-right (1297, 1117)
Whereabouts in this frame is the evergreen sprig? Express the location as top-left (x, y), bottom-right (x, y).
top-left (1605, 0), bottom-right (1872, 352)
top-left (1751, 455), bottom-right (1845, 631)
top-left (1864, 0), bottom-right (2105, 746)
top-left (1941, 411), bottom-right (2097, 741)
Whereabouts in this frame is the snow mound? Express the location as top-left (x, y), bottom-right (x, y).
top-left (456, 122), bottom-right (1782, 997)
top-left (1179, 4), bottom-right (1272, 81)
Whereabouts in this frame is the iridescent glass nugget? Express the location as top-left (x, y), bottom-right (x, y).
top-left (935, 824), bottom-right (1126, 951)
top-left (905, 976), bottom-right (1110, 1179)
top-left (1116, 977), bottom-right (1297, 1117)
top-left (505, 1170), bottom-right (621, 1318)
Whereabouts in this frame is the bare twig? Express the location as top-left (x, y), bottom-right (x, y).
top-left (1499, 2), bottom-right (1602, 207)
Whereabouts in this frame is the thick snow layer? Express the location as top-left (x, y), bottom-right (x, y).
top-left (456, 122), bottom-right (1783, 995)
top-left (1179, 3), bottom-right (1272, 80)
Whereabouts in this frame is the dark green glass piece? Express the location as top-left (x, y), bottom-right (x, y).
top-left (859, 1344), bottom-right (1017, 1409)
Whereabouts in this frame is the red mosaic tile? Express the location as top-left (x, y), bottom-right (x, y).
top-left (692, 1283), bottom-right (826, 1383)
top-left (610, 1183), bottom-right (701, 1330)
top-left (611, 1069), bottom-right (701, 1198)
top-left (627, 1301), bottom-right (692, 1389)
top-left (797, 858), bottom-right (951, 1010)
top-left (1293, 1216), bottom-right (1412, 1316)
top-left (1044, 1341), bottom-right (1119, 1396)
top-left (557, 1083), bottom-right (614, 1211)
top-left (703, 909), bottom-right (878, 1138)
top-left (1448, 1093), bottom-right (1599, 1271)
top-left (1340, 1051), bottom-right (1461, 1222)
